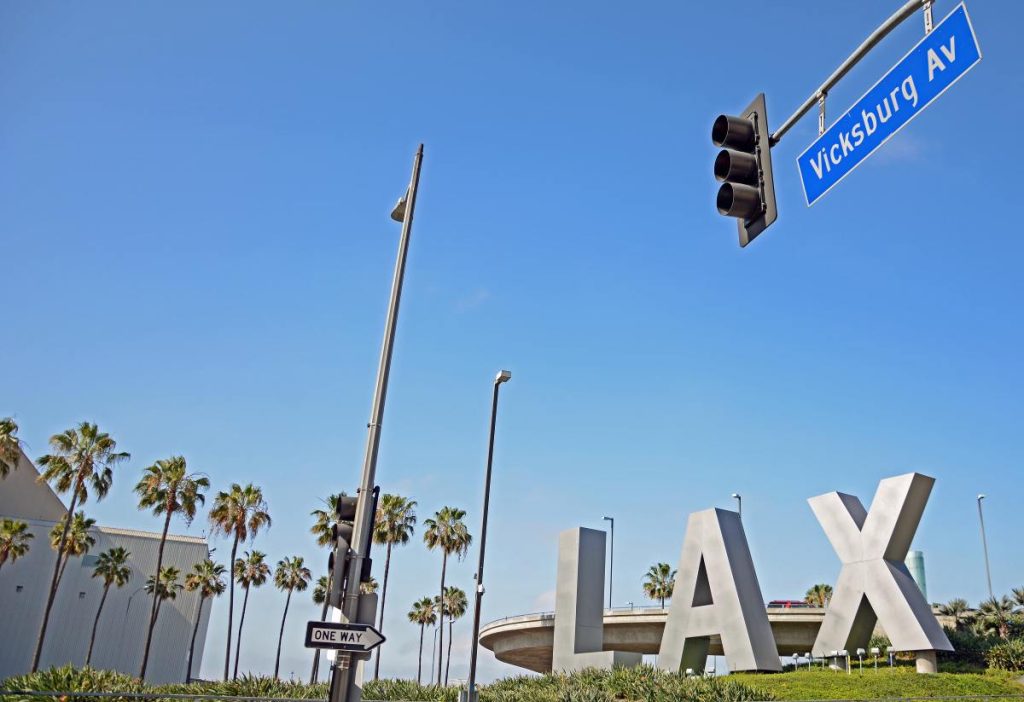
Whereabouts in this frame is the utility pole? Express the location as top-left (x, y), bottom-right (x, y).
top-left (329, 144), bottom-right (424, 702)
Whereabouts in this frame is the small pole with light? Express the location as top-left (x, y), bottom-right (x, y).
top-left (731, 493), bottom-right (742, 518)
top-left (603, 516), bottom-right (614, 608)
top-left (977, 494), bottom-right (994, 601)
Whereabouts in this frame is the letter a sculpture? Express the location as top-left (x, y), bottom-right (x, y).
top-left (809, 472), bottom-right (952, 672)
top-left (657, 508), bottom-right (781, 673)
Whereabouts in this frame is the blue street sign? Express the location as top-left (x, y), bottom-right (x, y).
top-left (798, 3), bottom-right (981, 206)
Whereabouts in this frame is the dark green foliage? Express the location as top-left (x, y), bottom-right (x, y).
top-left (940, 625), bottom-right (999, 668)
top-left (987, 639), bottom-right (1024, 672)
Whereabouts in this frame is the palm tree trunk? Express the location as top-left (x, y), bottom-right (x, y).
top-left (86, 583), bottom-right (111, 666)
top-left (233, 584), bottom-right (251, 680)
top-left (31, 488), bottom-right (80, 672)
top-left (140, 508), bottom-right (173, 680)
top-left (373, 542), bottom-right (393, 680)
top-left (417, 623), bottom-right (425, 684)
top-left (187, 596), bottom-right (206, 683)
top-left (224, 532), bottom-right (239, 680)
top-left (437, 553), bottom-right (447, 685)
top-left (444, 618), bottom-right (453, 686)
top-left (310, 596), bottom-right (329, 683)
top-left (274, 589), bottom-right (293, 680)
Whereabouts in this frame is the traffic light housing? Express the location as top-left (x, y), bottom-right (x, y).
top-left (328, 494), bottom-right (358, 609)
top-left (713, 93), bottom-right (777, 247)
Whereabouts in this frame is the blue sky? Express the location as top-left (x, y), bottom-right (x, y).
top-left (2, 0), bottom-right (1021, 684)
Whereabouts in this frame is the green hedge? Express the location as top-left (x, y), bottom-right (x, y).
top-left (1, 666), bottom-right (768, 702)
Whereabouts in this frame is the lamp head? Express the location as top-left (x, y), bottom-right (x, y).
top-left (731, 493), bottom-right (740, 499)
top-left (390, 193), bottom-right (408, 222)
top-left (495, 370), bottom-right (512, 384)
top-left (603, 516), bottom-right (613, 522)
top-left (978, 493), bottom-right (986, 501)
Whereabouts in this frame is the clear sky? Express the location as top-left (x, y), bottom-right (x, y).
top-left (2, 0), bottom-right (1021, 685)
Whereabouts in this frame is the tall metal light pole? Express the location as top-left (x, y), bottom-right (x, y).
top-left (603, 516), bottom-right (614, 609)
top-left (977, 494), bottom-right (994, 601)
top-left (732, 493), bottom-right (742, 518)
top-left (330, 144), bottom-right (424, 702)
top-left (466, 370), bottom-right (512, 702)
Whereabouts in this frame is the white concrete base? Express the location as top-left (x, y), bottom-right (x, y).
top-left (916, 650), bottom-right (938, 674)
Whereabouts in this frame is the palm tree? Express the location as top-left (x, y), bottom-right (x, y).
top-left (145, 566), bottom-right (184, 630)
top-left (978, 595), bottom-right (1015, 639)
top-left (940, 597), bottom-right (971, 629)
top-left (209, 483), bottom-right (271, 680)
top-left (438, 586), bottom-right (467, 686)
top-left (273, 556), bottom-right (311, 679)
top-left (0, 518), bottom-right (34, 574)
top-left (136, 456), bottom-right (209, 679)
top-left (0, 417), bottom-right (21, 478)
top-left (642, 563), bottom-right (677, 608)
top-left (86, 547), bottom-right (131, 666)
top-left (32, 422), bottom-right (129, 671)
top-left (408, 597), bottom-right (437, 685)
top-left (361, 576), bottom-right (379, 595)
top-left (372, 494), bottom-right (416, 679)
top-left (185, 560), bottom-right (226, 682)
top-left (805, 583), bottom-right (833, 608)
top-left (423, 506), bottom-right (472, 685)
top-left (310, 493), bottom-right (346, 547)
top-left (1011, 587), bottom-right (1024, 611)
top-left (49, 511), bottom-right (97, 589)
top-left (233, 550), bottom-right (271, 679)
top-left (310, 575), bottom-right (330, 683)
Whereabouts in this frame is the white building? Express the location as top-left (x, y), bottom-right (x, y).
top-left (0, 449), bottom-right (213, 683)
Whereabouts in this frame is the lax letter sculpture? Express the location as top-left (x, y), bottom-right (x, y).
top-left (552, 527), bottom-right (642, 673)
top-left (657, 509), bottom-right (781, 673)
top-left (809, 472), bottom-right (952, 672)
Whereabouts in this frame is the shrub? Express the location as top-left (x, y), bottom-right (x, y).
top-left (0, 666), bottom-right (143, 702)
top-left (987, 638), bottom-right (1024, 672)
top-left (939, 625), bottom-right (998, 668)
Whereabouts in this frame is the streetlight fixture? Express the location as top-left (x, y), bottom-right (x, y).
top-left (603, 516), bottom-right (614, 609)
top-left (466, 370), bottom-right (512, 702)
top-left (331, 144), bottom-right (425, 702)
top-left (731, 493), bottom-right (742, 518)
top-left (977, 494), bottom-right (994, 600)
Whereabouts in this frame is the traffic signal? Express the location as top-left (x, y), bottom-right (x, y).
top-left (328, 494), bottom-right (358, 609)
top-left (712, 93), bottom-right (777, 247)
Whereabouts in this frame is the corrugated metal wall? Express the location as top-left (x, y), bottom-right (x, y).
top-left (0, 520), bottom-right (213, 684)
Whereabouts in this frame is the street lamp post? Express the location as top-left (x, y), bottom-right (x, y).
top-left (977, 494), bottom-right (994, 600)
top-left (466, 370), bottom-right (512, 702)
top-left (603, 516), bottom-right (614, 609)
top-left (732, 493), bottom-right (742, 518)
top-left (330, 144), bottom-right (424, 702)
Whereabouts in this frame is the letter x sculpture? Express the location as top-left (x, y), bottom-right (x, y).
top-left (809, 472), bottom-right (952, 657)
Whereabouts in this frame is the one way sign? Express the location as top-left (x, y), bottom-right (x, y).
top-left (304, 621), bottom-right (386, 652)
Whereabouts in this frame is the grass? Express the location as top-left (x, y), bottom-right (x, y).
top-left (731, 665), bottom-right (1024, 700)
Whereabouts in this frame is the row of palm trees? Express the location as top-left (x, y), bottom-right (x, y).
top-left (3, 417), bottom-right (483, 684)
top-left (0, 418), bottom-right (283, 679)
top-left (940, 589), bottom-right (1024, 639)
top-left (406, 586), bottom-right (468, 686)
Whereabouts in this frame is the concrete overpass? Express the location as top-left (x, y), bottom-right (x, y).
top-left (479, 605), bottom-right (953, 673)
